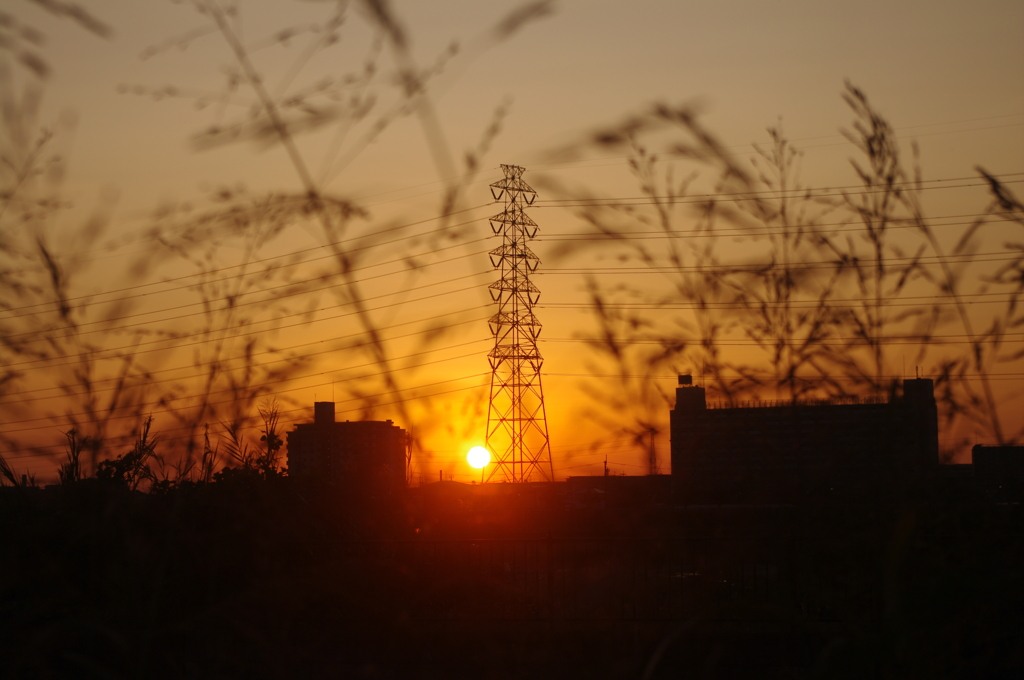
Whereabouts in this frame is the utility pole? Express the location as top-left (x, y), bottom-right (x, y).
top-left (484, 164), bottom-right (553, 483)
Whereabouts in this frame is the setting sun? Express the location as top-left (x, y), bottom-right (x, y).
top-left (467, 446), bottom-right (490, 469)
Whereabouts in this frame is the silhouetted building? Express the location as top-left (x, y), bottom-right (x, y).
top-left (670, 376), bottom-right (939, 504)
top-left (564, 474), bottom-right (672, 508)
top-left (287, 402), bottom-right (407, 492)
top-left (972, 445), bottom-right (1024, 502)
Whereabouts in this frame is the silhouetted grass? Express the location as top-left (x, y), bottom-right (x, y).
top-left (547, 82), bottom-right (1022, 464)
top-left (1, 1), bottom-right (549, 484)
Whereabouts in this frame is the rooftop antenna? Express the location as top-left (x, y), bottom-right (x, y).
top-left (484, 164), bottom-right (554, 483)
top-left (647, 427), bottom-right (659, 476)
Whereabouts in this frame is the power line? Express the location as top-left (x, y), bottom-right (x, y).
top-left (309, 114), bottom-right (1023, 206)
top-left (542, 335), bottom-right (1024, 346)
top-left (277, 113), bottom-right (1024, 195)
top-left (4, 273), bottom-right (490, 371)
top-left (6, 174), bottom-right (1015, 327)
top-left (527, 115), bottom-right (1024, 172)
top-left (9, 219), bottom-right (1017, 344)
top-left (1, 209), bottom-right (492, 317)
top-left (539, 297), bottom-right (1018, 311)
top-left (538, 215), bottom-right (1018, 242)
top-left (545, 290), bottom-right (1015, 302)
top-left (2, 310), bottom-right (492, 399)
top-left (569, 123), bottom-right (1024, 172)
top-left (0, 333), bottom-right (491, 407)
top-left (1, 377), bottom-right (491, 458)
top-left (7, 208), bottom-right (1004, 332)
top-left (2, 243), bottom-right (493, 341)
top-left (1, 366), bottom-right (491, 434)
top-left (539, 251), bottom-right (1019, 275)
top-left (532, 179), bottom-right (1024, 210)
top-left (533, 173), bottom-right (1024, 205)
top-left (541, 184), bottom-right (1024, 210)
top-left (7, 171), bottom-right (1017, 318)
top-left (542, 371), bottom-right (1024, 381)
top-left (3, 199), bottom-right (492, 281)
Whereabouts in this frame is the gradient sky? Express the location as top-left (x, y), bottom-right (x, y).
top-left (5, 0), bottom-right (1023, 480)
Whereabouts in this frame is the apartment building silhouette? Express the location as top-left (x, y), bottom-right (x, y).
top-left (287, 401), bottom-right (407, 492)
top-left (670, 376), bottom-right (939, 504)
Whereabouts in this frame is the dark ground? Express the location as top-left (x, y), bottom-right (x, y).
top-left (2, 473), bottom-right (1022, 679)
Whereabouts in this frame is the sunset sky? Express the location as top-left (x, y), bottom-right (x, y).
top-left (3, 0), bottom-right (1022, 482)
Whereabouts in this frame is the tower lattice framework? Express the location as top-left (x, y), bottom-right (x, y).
top-left (485, 164), bottom-right (553, 483)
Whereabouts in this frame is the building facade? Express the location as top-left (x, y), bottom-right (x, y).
top-left (287, 402), bottom-right (407, 492)
top-left (670, 377), bottom-right (939, 504)
top-left (972, 445), bottom-right (1024, 502)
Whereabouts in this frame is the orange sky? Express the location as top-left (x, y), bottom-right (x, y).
top-left (2, 0), bottom-right (1022, 482)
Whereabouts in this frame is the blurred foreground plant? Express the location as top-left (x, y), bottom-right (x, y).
top-left (0, 0), bottom-right (554, 484)
top-left (551, 82), bottom-right (1022, 465)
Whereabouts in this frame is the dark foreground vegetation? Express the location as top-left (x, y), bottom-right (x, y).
top-left (2, 474), bottom-right (1021, 679)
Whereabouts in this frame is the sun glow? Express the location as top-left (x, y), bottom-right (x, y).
top-left (467, 446), bottom-right (490, 469)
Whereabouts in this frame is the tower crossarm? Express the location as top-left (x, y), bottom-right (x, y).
top-left (488, 243), bottom-right (540, 261)
top-left (489, 164), bottom-right (537, 199)
top-left (488, 311), bottom-right (542, 328)
top-left (489, 210), bottom-right (538, 229)
top-left (488, 344), bottom-right (543, 361)
top-left (488, 279), bottom-right (540, 295)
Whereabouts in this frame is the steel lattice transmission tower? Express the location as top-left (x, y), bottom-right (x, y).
top-left (484, 164), bottom-right (554, 483)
